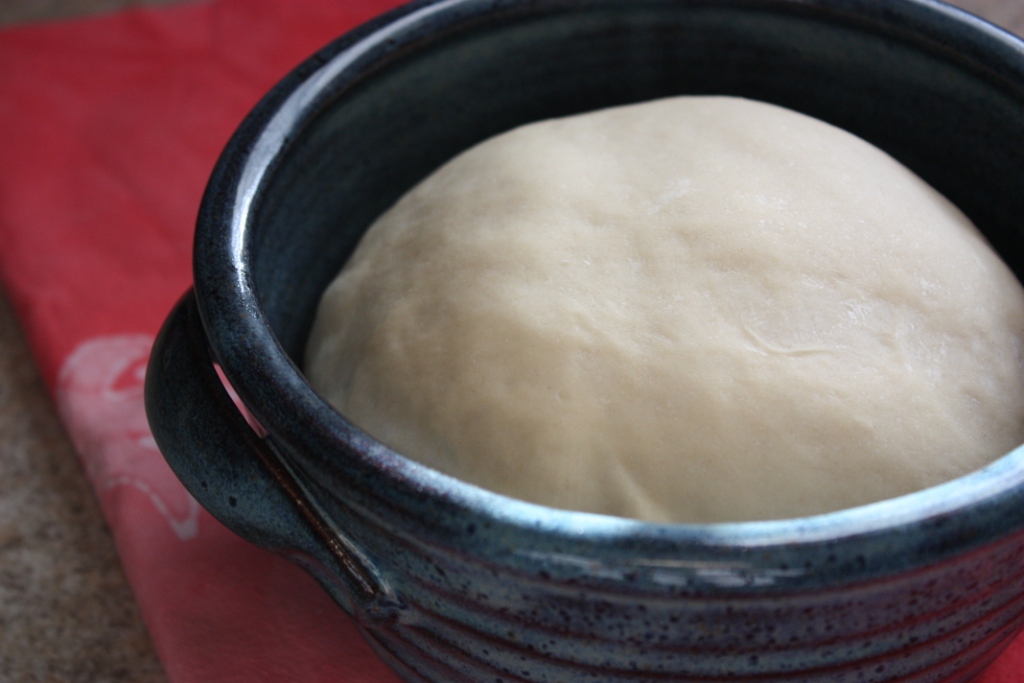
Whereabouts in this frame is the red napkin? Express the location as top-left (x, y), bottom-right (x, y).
top-left (0, 2), bottom-right (404, 681)
top-left (0, 1), bottom-right (1023, 681)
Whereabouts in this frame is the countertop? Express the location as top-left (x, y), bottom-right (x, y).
top-left (1, 0), bottom-right (1023, 681)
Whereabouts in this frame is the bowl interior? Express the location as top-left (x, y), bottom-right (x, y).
top-left (193, 0), bottom-right (1024, 571)
top-left (245, 0), bottom-right (1024, 363)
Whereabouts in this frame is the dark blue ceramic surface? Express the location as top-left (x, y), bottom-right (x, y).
top-left (146, 1), bottom-right (1024, 681)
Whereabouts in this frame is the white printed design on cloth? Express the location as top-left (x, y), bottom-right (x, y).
top-left (57, 335), bottom-right (200, 540)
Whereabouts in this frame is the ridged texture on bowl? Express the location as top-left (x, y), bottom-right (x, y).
top-left (296, 473), bottom-right (1024, 683)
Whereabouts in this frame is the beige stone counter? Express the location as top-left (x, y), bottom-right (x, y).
top-left (0, 1), bottom-right (1021, 681)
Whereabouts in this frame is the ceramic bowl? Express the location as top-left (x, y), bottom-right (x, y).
top-left (146, 1), bottom-right (1024, 681)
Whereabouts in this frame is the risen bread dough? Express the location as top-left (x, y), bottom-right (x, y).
top-left (305, 96), bottom-right (1024, 523)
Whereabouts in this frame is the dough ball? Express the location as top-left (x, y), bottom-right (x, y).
top-left (305, 96), bottom-right (1024, 523)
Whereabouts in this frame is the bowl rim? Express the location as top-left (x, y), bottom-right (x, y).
top-left (193, 0), bottom-right (1024, 563)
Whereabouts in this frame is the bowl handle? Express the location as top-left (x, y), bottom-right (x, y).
top-left (145, 289), bottom-right (396, 617)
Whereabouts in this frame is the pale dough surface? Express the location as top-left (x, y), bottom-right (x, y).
top-left (305, 96), bottom-right (1024, 523)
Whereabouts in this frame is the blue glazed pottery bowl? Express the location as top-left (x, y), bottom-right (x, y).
top-left (146, 1), bottom-right (1024, 681)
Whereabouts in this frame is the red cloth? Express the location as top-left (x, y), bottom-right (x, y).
top-left (0, 1), bottom-right (1022, 681)
top-left (0, 2), bottom-right (404, 681)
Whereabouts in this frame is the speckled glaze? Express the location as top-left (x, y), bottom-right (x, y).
top-left (146, 1), bottom-right (1024, 681)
